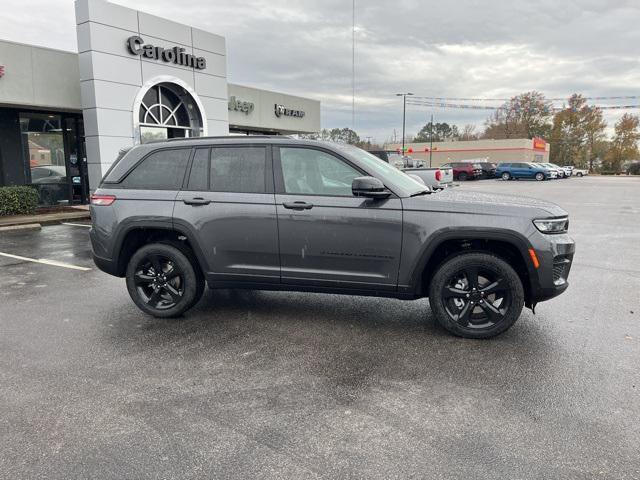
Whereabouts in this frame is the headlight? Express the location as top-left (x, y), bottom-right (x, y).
top-left (533, 217), bottom-right (569, 234)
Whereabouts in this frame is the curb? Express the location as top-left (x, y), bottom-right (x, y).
top-left (0, 213), bottom-right (90, 228)
top-left (0, 223), bottom-right (42, 233)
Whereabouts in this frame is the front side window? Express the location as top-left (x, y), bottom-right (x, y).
top-left (279, 147), bottom-right (361, 196)
top-left (120, 148), bottom-right (190, 190)
top-left (210, 147), bottom-right (267, 193)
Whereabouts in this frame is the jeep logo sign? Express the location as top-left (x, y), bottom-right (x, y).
top-left (126, 36), bottom-right (206, 70)
top-left (228, 96), bottom-right (254, 115)
top-left (274, 104), bottom-right (305, 118)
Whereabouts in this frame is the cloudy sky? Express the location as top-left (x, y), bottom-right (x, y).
top-left (2, 0), bottom-right (639, 143)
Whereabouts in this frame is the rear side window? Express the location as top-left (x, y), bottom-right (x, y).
top-left (210, 147), bottom-right (267, 193)
top-left (187, 148), bottom-right (210, 191)
top-left (120, 148), bottom-right (190, 190)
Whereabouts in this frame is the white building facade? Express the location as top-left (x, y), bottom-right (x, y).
top-left (0, 0), bottom-right (320, 205)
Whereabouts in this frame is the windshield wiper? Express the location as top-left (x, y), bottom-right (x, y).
top-left (410, 189), bottom-right (433, 197)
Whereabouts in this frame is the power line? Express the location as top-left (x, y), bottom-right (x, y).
top-left (412, 95), bottom-right (640, 102)
top-left (406, 99), bottom-right (640, 112)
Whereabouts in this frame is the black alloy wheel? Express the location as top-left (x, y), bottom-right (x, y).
top-left (441, 266), bottom-right (511, 330)
top-left (126, 243), bottom-right (203, 318)
top-left (133, 254), bottom-right (184, 310)
top-left (428, 253), bottom-right (524, 338)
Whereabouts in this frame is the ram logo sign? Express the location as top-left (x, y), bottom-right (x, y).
top-left (274, 104), bottom-right (305, 118)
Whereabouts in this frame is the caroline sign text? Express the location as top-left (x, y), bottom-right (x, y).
top-left (126, 36), bottom-right (206, 70)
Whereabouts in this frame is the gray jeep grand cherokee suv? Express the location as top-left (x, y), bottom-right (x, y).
top-left (90, 136), bottom-right (575, 338)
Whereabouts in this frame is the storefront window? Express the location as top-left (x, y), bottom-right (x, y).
top-left (138, 83), bottom-right (202, 144)
top-left (20, 113), bottom-right (68, 206)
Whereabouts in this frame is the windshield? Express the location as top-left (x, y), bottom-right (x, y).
top-left (331, 143), bottom-right (427, 195)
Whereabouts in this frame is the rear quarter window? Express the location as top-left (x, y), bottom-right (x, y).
top-left (119, 148), bottom-right (191, 190)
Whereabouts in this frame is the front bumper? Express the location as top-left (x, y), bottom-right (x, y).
top-left (529, 232), bottom-right (575, 303)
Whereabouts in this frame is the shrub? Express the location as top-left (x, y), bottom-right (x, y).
top-left (0, 186), bottom-right (40, 216)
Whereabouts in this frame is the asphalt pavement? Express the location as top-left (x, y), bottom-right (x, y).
top-left (0, 176), bottom-right (638, 479)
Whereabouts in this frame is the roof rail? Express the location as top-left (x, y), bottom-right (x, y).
top-left (162, 135), bottom-right (292, 142)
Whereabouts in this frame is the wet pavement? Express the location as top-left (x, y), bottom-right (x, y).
top-left (1, 176), bottom-right (639, 479)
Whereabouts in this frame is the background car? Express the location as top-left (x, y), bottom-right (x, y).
top-left (495, 162), bottom-right (553, 181)
top-left (476, 162), bottom-right (497, 179)
top-left (540, 163), bottom-right (566, 179)
top-left (457, 160), bottom-right (496, 179)
top-left (440, 162), bottom-right (482, 181)
top-left (564, 166), bottom-right (588, 177)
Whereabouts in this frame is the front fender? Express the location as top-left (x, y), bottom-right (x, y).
top-left (399, 226), bottom-right (538, 296)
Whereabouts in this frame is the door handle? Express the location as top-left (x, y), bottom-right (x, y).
top-left (282, 201), bottom-right (313, 210)
top-left (183, 197), bottom-right (211, 206)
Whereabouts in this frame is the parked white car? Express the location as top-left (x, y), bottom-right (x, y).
top-left (403, 166), bottom-right (454, 190)
top-left (563, 166), bottom-right (588, 177)
top-left (541, 163), bottom-right (565, 179)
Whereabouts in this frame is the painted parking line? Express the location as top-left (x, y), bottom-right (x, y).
top-left (61, 222), bottom-right (91, 228)
top-left (0, 252), bottom-right (91, 271)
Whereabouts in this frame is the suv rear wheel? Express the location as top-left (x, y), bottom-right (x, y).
top-left (428, 252), bottom-right (524, 339)
top-left (535, 172), bottom-right (545, 181)
top-left (501, 172), bottom-right (511, 181)
top-left (458, 172), bottom-right (468, 181)
top-left (126, 243), bottom-right (204, 318)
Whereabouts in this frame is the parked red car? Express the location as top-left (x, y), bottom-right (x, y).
top-left (441, 162), bottom-right (482, 181)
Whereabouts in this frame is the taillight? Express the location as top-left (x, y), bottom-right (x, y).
top-left (435, 169), bottom-right (442, 181)
top-left (90, 194), bottom-right (116, 206)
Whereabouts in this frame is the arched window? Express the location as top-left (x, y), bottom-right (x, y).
top-left (137, 82), bottom-right (204, 143)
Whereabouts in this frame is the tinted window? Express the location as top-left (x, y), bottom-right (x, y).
top-left (280, 147), bottom-right (361, 196)
top-left (120, 148), bottom-right (190, 190)
top-left (187, 148), bottom-right (209, 191)
top-left (210, 147), bottom-right (266, 193)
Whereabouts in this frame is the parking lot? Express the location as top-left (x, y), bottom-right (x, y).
top-left (1, 176), bottom-right (639, 479)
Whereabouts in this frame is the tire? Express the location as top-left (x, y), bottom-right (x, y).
top-left (126, 243), bottom-right (204, 318)
top-left (576, 172), bottom-right (583, 177)
top-left (501, 172), bottom-right (511, 181)
top-left (458, 172), bottom-right (468, 181)
top-left (428, 252), bottom-right (524, 339)
top-left (535, 172), bottom-right (545, 181)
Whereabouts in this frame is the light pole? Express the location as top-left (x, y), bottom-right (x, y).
top-left (429, 113), bottom-right (434, 167)
top-left (396, 93), bottom-right (413, 153)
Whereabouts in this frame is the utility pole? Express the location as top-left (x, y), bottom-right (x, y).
top-left (396, 93), bottom-right (413, 153)
top-left (429, 113), bottom-right (434, 167)
top-left (352, 0), bottom-right (355, 133)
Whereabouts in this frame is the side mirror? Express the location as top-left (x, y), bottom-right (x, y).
top-left (352, 176), bottom-right (390, 199)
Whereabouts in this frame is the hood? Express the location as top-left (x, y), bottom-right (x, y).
top-left (406, 188), bottom-right (567, 218)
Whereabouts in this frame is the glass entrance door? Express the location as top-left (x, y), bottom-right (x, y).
top-left (20, 112), bottom-right (88, 206)
top-left (63, 116), bottom-right (88, 204)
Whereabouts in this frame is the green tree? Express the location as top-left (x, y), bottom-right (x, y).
top-left (549, 94), bottom-right (607, 168)
top-left (299, 127), bottom-right (360, 144)
top-left (414, 122), bottom-right (460, 142)
top-left (604, 114), bottom-right (640, 172)
top-left (483, 91), bottom-right (553, 139)
top-left (583, 106), bottom-right (607, 171)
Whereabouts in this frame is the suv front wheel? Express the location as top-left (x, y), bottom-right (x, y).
top-left (126, 243), bottom-right (204, 318)
top-left (428, 252), bottom-right (524, 338)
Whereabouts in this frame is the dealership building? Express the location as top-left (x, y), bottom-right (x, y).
top-left (385, 138), bottom-right (550, 167)
top-left (0, 0), bottom-right (320, 205)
